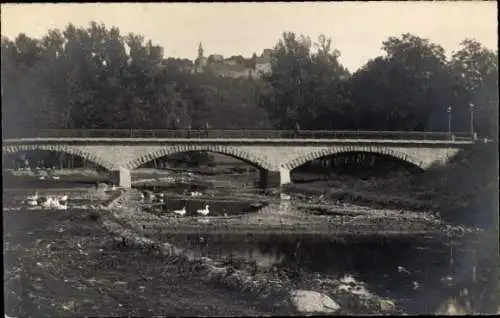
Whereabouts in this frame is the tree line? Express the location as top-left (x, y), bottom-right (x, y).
top-left (2, 22), bottom-right (498, 138)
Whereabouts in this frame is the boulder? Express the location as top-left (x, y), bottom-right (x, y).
top-left (290, 290), bottom-right (340, 314)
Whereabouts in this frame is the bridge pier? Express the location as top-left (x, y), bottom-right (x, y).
top-left (109, 167), bottom-right (132, 188)
top-left (258, 169), bottom-right (284, 188)
top-left (279, 167), bottom-right (291, 186)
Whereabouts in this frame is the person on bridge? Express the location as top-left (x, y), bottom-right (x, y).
top-left (294, 122), bottom-right (301, 138)
top-left (187, 123), bottom-right (192, 139)
top-left (204, 122), bottom-right (210, 138)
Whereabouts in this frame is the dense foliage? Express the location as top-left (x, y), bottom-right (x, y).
top-left (2, 23), bottom-right (498, 137)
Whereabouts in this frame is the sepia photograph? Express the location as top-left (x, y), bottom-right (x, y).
top-left (2, 1), bottom-right (498, 316)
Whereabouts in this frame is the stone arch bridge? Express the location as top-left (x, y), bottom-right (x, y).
top-left (3, 137), bottom-right (474, 188)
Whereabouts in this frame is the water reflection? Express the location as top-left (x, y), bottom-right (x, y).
top-left (142, 198), bottom-right (266, 217)
top-left (165, 232), bottom-right (498, 314)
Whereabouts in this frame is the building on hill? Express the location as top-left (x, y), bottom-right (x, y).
top-left (192, 42), bottom-right (272, 79)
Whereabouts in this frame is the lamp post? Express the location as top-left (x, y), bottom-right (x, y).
top-left (469, 103), bottom-right (476, 139)
top-left (447, 106), bottom-right (452, 137)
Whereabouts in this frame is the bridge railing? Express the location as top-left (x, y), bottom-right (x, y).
top-left (4, 129), bottom-right (474, 141)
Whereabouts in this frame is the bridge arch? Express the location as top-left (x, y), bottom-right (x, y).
top-left (2, 144), bottom-right (115, 171)
top-left (123, 144), bottom-right (275, 171)
top-left (282, 145), bottom-right (425, 171)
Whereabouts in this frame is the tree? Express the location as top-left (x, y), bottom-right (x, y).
top-left (350, 33), bottom-right (450, 131)
top-left (259, 32), bottom-right (350, 130)
top-left (448, 39), bottom-right (498, 137)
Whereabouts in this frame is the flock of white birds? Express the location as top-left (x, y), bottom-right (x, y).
top-left (24, 192), bottom-right (69, 210)
top-left (140, 190), bottom-right (211, 217)
top-left (16, 165), bottom-right (214, 216)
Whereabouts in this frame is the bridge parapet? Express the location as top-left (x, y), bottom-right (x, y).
top-left (4, 129), bottom-right (475, 141)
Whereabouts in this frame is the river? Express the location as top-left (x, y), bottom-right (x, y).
top-left (3, 169), bottom-right (499, 316)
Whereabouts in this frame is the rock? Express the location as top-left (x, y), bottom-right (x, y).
top-left (290, 290), bottom-right (340, 314)
top-left (378, 298), bottom-right (396, 312)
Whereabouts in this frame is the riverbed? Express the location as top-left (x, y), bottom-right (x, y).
top-left (3, 168), bottom-right (499, 315)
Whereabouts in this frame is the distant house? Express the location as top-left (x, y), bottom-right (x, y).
top-left (192, 42), bottom-right (272, 79)
top-left (255, 56), bottom-right (272, 75)
top-left (208, 54), bottom-right (224, 63)
top-left (149, 45), bottom-right (164, 62)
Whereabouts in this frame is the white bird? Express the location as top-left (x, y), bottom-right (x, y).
top-left (27, 192), bottom-right (39, 201)
top-left (139, 192), bottom-right (145, 201)
top-left (39, 176), bottom-right (46, 180)
top-left (397, 266), bottom-right (411, 274)
top-left (59, 194), bottom-right (69, 202)
top-left (27, 199), bottom-right (38, 206)
top-left (111, 185), bottom-right (117, 191)
top-left (50, 198), bottom-right (63, 209)
top-left (56, 201), bottom-right (68, 210)
top-left (197, 204), bottom-right (210, 216)
top-left (52, 175), bottom-right (60, 180)
top-left (40, 197), bottom-right (54, 209)
top-left (173, 206), bottom-right (186, 216)
top-left (190, 191), bottom-right (203, 197)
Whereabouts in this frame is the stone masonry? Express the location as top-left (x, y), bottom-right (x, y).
top-left (3, 138), bottom-right (473, 188)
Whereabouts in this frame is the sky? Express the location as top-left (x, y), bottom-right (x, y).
top-left (1, 2), bottom-right (497, 72)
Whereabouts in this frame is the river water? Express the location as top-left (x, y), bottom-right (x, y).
top-left (3, 170), bottom-right (499, 316)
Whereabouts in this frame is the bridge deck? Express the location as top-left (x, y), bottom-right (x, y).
top-left (3, 137), bottom-right (475, 145)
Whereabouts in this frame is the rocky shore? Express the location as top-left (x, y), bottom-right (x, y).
top-left (93, 190), bottom-right (404, 315)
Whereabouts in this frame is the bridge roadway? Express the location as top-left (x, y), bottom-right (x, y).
top-left (3, 130), bottom-right (477, 188)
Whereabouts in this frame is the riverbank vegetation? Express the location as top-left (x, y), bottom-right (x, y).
top-left (286, 141), bottom-right (498, 228)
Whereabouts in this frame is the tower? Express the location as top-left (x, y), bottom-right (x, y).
top-left (198, 42), bottom-right (204, 59)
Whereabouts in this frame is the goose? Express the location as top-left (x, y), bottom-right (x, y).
top-left (197, 204), bottom-right (210, 216)
top-left (173, 206), bottom-right (187, 216)
top-left (56, 201), bottom-right (68, 210)
top-left (40, 197), bottom-right (54, 209)
top-left (27, 192), bottom-right (39, 201)
top-left (49, 197), bottom-right (62, 209)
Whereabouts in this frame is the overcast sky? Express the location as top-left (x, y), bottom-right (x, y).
top-left (1, 2), bottom-right (497, 72)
